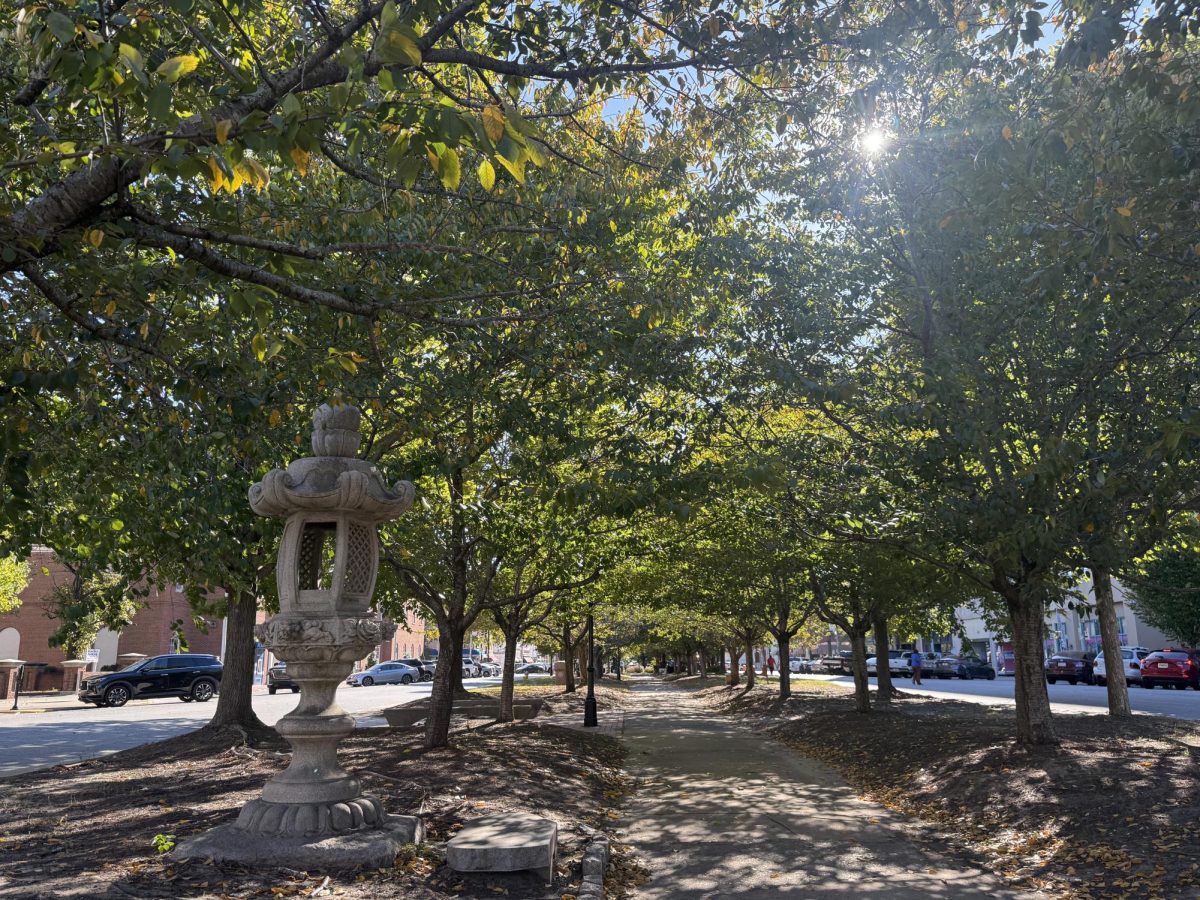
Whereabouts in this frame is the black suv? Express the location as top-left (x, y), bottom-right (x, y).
top-left (267, 662), bottom-right (299, 695)
top-left (79, 654), bottom-right (223, 707)
top-left (397, 657), bottom-right (434, 681)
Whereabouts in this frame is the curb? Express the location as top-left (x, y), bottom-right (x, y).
top-left (577, 832), bottom-right (610, 900)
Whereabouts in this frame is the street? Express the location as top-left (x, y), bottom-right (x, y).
top-left (0, 676), bottom-right (505, 778)
top-left (801, 670), bottom-right (1200, 719)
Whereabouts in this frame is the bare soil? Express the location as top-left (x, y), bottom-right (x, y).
top-left (695, 679), bottom-right (1200, 900)
top-left (0, 686), bottom-right (630, 900)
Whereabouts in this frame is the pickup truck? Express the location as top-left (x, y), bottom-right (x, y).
top-left (819, 651), bottom-right (854, 674)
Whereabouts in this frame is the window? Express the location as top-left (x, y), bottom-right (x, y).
top-left (297, 521), bottom-right (337, 590)
top-left (1117, 617), bottom-right (1126, 635)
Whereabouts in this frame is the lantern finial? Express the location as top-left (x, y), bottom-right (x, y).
top-left (312, 403), bottom-right (362, 457)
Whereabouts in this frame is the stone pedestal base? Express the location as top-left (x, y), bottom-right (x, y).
top-left (173, 814), bottom-right (423, 870)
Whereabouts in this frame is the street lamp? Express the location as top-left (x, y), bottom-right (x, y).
top-left (583, 607), bottom-right (598, 728)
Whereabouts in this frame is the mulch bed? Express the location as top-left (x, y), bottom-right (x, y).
top-left (695, 680), bottom-right (1200, 900)
top-left (0, 686), bottom-right (631, 899)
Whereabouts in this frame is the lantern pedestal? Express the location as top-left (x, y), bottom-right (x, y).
top-left (174, 404), bottom-right (419, 870)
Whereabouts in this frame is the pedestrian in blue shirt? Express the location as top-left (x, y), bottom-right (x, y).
top-left (911, 650), bottom-right (923, 685)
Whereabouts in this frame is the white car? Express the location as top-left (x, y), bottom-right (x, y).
top-left (461, 658), bottom-right (482, 677)
top-left (1094, 647), bottom-right (1150, 686)
top-left (866, 650), bottom-right (911, 676)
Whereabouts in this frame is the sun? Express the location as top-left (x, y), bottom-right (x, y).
top-left (859, 127), bottom-right (891, 157)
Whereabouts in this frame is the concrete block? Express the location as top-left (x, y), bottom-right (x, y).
top-left (446, 811), bottom-right (557, 883)
top-left (173, 814), bottom-right (423, 870)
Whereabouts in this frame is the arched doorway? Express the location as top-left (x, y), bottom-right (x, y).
top-left (0, 627), bottom-right (20, 659)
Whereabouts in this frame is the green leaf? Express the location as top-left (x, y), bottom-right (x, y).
top-left (438, 147), bottom-right (461, 190)
top-left (118, 43), bottom-right (144, 73)
top-left (156, 55), bottom-right (199, 83)
top-left (251, 333), bottom-right (267, 362)
top-left (45, 12), bottom-right (76, 45)
top-left (478, 158), bottom-right (496, 191)
top-left (146, 84), bottom-right (172, 121)
top-left (374, 1), bottom-right (422, 66)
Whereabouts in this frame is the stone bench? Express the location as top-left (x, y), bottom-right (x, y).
top-left (446, 811), bottom-right (557, 883)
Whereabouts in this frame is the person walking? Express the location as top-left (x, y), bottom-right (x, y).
top-left (910, 649), bottom-right (923, 685)
top-left (767, 655), bottom-right (776, 677)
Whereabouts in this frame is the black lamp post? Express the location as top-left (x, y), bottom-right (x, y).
top-left (583, 609), bottom-right (598, 727)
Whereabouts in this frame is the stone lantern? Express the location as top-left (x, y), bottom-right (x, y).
top-left (176, 403), bottom-right (421, 868)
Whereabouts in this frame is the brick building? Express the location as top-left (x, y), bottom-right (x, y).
top-left (2, 549), bottom-right (429, 690)
top-left (0, 548), bottom-right (225, 691)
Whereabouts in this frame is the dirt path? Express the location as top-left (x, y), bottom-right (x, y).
top-left (618, 681), bottom-right (1036, 899)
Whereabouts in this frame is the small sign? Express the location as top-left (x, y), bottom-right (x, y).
top-left (85, 648), bottom-right (100, 662)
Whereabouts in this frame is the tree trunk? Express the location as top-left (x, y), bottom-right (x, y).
top-left (498, 625), bottom-right (520, 722)
top-left (425, 618), bottom-right (463, 748)
top-left (744, 639), bottom-right (756, 688)
top-left (1091, 564), bottom-right (1132, 717)
top-left (873, 615), bottom-right (895, 706)
top-left (562, 623), bottom-right (576, 693)
top-left (849, 629), bottom-right (871, 713)
top-left (778, 633), bottom-right (792, 699)
top-left (717, 650), bottom-right (726, 675)
top-left (208, 589), bottom-right (265, 730)
top-left (575, 641), bottom-right (589, 688)
top-left (761, 647), bottom-right (769, 677)
top-left (1007, 583), bottom-right (1057, 745)
top-left (727, 646), bottom-right (740, 686)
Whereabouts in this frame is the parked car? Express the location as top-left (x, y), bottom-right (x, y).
top-left (396, 657), bottom-right (434, 682)
top-left (1094, 647), bottom-right (1150, 686)
top-left (478, 662), bottom-right (502, 677)
top-left (1045, 651), bottom-right (1096, 685)
top-left (346, 661), bottom-right (420, 686)
top-left (934, 655), bottom-right (996, 680)
top-left (267, 662), bottom-right (299, 695)
top-left (820, 651), bottom-right (855, 674)
top-left (866, 650), bottom-right (909, 676)
top-left (788, 657), bottom-right (813, 674)
top-left (461, 657), bottom-right (482, 678)
top-left (79, 653), bottom-right (222, 707)
top-left (1141, 649), bottom-right (1200, 690)
top-left (515, 663), bottom-right (547, 674)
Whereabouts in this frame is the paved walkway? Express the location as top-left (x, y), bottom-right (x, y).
top-left (619, 682), bottom-right (1034, 899)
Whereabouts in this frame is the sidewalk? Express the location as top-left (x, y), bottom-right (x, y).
top-left (618, 681), bottom-right (1036, 899)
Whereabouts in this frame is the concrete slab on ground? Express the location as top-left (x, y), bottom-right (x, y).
top-left (619, 682), bottom-right (1036, 899)
top-left (446, 811), bottom-right (557, 883)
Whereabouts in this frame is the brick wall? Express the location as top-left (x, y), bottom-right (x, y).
top-left (0, 550), bottom-right (225, 690)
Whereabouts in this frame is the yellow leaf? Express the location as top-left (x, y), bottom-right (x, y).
top-left (1116, 206), bottom-right (1132, 217)
top-left (86, 228), bottom-right (104, 248)
top-left (215, 119), bottom-right (232, 144)
top-left (1002, 125), bottom-right (1013, 141)
top-left (244, 156), bottom-right (270, 192)
top-left (478, 158), bottom-right (496, 191)
top-left (957, 18), bottom-right (968, 32)
top-left (206, 156), bottom-right (224, 192)
top-left (482, 104), bottom-right (506, 143)
top-left (105, 300), bottom-right (117, 317)
top-left (269, 410), bottom-right (281, 427)
top-left (156, 54), bottom-right (199, 83)
top-left (289, 146), bottom-right (309, 176)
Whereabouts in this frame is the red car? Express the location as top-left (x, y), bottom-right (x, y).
top-left (1141, 649), bottom-right (1200, 690)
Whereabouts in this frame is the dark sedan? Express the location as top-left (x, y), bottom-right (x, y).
top-left (1045, 652), bottom-right (1096, 685)
top-left (934, 655), bottom-right (996, 680)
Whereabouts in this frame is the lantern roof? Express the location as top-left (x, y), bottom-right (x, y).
top-left (249, 404), bottom-right (414, 521)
